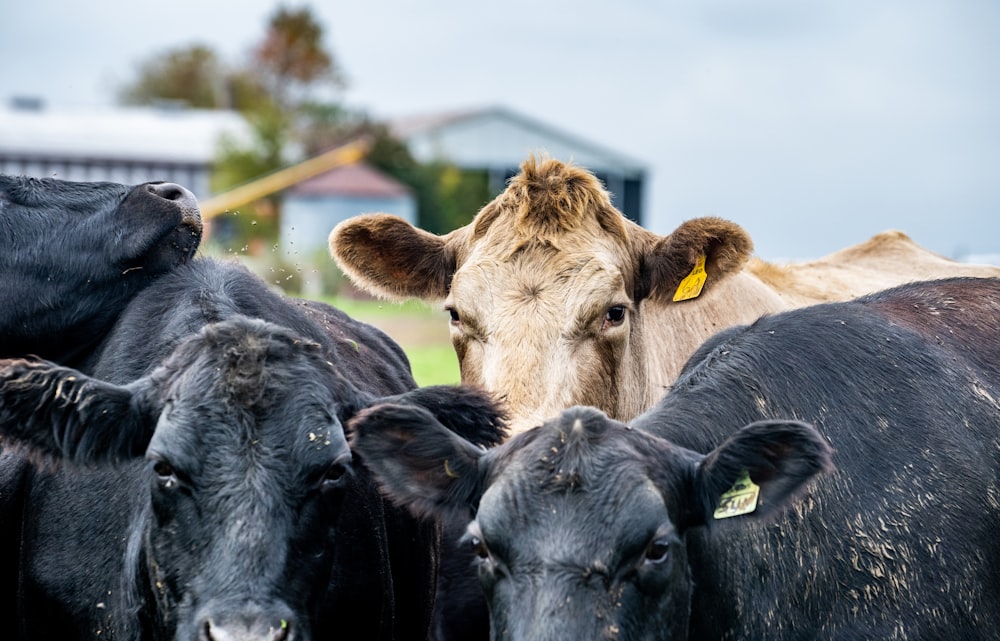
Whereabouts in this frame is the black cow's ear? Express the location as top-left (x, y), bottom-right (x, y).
top-left (349, 402), bottom-right (489, 521)
top-left (0, 358), bottom-right (160, 466)
top-left (687, 420), bottom-right (834, 528)
top-left (384, 385), bottom-right (508, 447)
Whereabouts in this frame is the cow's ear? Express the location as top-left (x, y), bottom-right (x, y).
top-left (330, 213), bottom-right (463, 301)
top-left (349, 402), bottom-right (489, 520)
top-left (0, 358), bottom-right (160, 466)
top-left (686, 420), bottom-right (833, 528)
top-left (384, 385), bottom-right (508, 447)
top-left (639, 217), bottom-right (753, 303)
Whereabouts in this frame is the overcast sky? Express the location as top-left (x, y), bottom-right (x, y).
top-left (3, 0), bottom-right (998, 260)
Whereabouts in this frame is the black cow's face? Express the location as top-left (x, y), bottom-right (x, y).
top-left (141, 322), bottom-right (356, 641)
top-left (0, 316), bottom-right (507, 641)
top-left (472, 421), bottom-right (695, 641)
top-left (350, 405), bottom-right (832, 641)
top-left (0, 175), bottom-right (202, 357)
top-left (0, 174), bottom-right (201, 274)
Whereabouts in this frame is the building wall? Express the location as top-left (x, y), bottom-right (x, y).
top-left (0, 155), bottom-right (210, 196)
top-left (405, 110), bottom-right (643, 174)
top-left (279, 194), bottom-right (417, 259)
top-left (403, 109), bottom-right (647, 225)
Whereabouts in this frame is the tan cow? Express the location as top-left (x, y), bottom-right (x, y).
top-left (331, 156), bottom-right (1000, 434)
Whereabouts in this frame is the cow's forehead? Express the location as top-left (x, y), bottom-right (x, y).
top-left (478, 442), bottom-right (670, 564)
top-left (466, 213), bottom-right (632, 261)
top-left (481, 413), bottom-right (668, 519)
top-left (146, 321), bottom-right (352, 475)
top-left (450, 245), bottom-right (631, 312)
top-left (150, 389), bottom-right (346, 459)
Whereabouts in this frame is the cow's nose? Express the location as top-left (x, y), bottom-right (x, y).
top-left (147, 182), bottom-right (200, 225)
top-left (148, 182), bottom-right (198, 206)
top-left (200, 617), bottom-right (293, 641)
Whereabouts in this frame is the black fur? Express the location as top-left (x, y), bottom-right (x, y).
top-left (0, 175), bottom-right (201, 365)
top-left (0, 358), bottom-right (157, 465)
top-left (354, 277), bottom-right (1000, 640)
top-left (0, 254), bottom-right (502, 641)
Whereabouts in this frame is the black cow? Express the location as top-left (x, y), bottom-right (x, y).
top-left (0, 174), bottom-right (201, 364)
top-left (351, 277), bottom-right (1000, 640)
top-left (0, 257), bottom-right (506, 641)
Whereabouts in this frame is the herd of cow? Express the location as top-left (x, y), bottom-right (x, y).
top-left (1, 159), bottom-right (998, 640)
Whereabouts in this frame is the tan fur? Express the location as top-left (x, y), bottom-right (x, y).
top-left (331, 156), bottom-right (1000, 435)
top-left (748, 230), bottom-right (1000, 305)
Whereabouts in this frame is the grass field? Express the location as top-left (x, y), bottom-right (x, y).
top-left (320, 296), bottom-right (461, 386)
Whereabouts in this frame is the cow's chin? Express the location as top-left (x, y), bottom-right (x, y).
top-left (140, 222), bottom-right (203, 274)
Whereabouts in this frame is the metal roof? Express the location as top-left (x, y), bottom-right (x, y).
top-left (0, 102), bottom-right (250, 164)
top-left (391, 105), bottom-right (647, 177)
top-left (288, 161), bottom-right (411, 199)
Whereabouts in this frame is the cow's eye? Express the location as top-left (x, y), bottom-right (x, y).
top-left (644, 538), bottom-right (671, 565)
top-left (320, 458), bottom-right (352, 491)
top-left (468, 534), bottom-right (490, 560)
top-left (447, 307), bottom-right (461, 325)
top-left (153, 460), bottom-right (179, 489)
top-left (603, 305), bottom-right (627, 330)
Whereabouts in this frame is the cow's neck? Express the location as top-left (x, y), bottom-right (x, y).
top-left (639, 270), bottom-right (790, 409)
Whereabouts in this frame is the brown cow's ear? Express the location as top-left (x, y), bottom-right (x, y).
top-left (639, 217), bottom-right (753, 303)
top-left (329, 213), bottom-right (460, 301)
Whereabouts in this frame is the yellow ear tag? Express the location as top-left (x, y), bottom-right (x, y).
top-left (672, 254), bottom-right (707, 302)
top-left (713, 470), bottom-right (760, 520)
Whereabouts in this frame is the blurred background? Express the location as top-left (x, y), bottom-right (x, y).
top-left (3, 0), bottom-right (998, 383)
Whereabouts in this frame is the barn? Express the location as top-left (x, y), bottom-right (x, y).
top-left (280, 161), bottom-right (416, 256)
top-left (2, 98), bottom-right (648, 248)
top-left (0, 97), bottom-right (248, 198)
top-left (392, 105), bottom-right (648, 225)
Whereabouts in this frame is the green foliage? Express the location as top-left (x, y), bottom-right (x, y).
top-left (420, 163), bottom-right (491, 234)
top-left (118, 44), bottom-right (224, 109)
top-left (296, 102), bottom-right (371, 157)
top-left (116, 5), bottom-right (487, 248)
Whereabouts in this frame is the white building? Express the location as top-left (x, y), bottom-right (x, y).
top-left (0, 97), bottom-right (249, 198)
top-left (1, 99), bottom-right (648, 227)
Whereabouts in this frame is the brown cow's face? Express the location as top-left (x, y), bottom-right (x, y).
top-left (329, 157), bottom-right (755, 435)
top-left (446, 234), bottom-right (646, 434)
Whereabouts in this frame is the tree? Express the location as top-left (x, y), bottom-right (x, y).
top-left (118, 45), bottom-right (225, 109)
top-left (253, 6), bottom-right (345, 110)
top-left (115, 7), bottom-right (484, 258)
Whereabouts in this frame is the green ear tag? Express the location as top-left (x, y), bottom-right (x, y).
top-left (673, 254), bottom-right (707, 302)
top-left (713, 470), bottom-right (760, 520)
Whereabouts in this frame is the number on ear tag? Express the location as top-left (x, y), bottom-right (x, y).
top-left (713, 470), bottom-right (760, 519)
top-left (673, 254), bottom-right (707, 302)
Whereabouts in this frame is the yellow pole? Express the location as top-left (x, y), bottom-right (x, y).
top-left (199, 137), bottom-right (372, 219)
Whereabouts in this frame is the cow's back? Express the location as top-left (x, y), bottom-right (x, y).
top-left (647, 277), bottom-right (1000, 638)
top-left (86, 258), bottom-right (416, 395)
top-left (748, 231), bottom-right (1000, 304)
